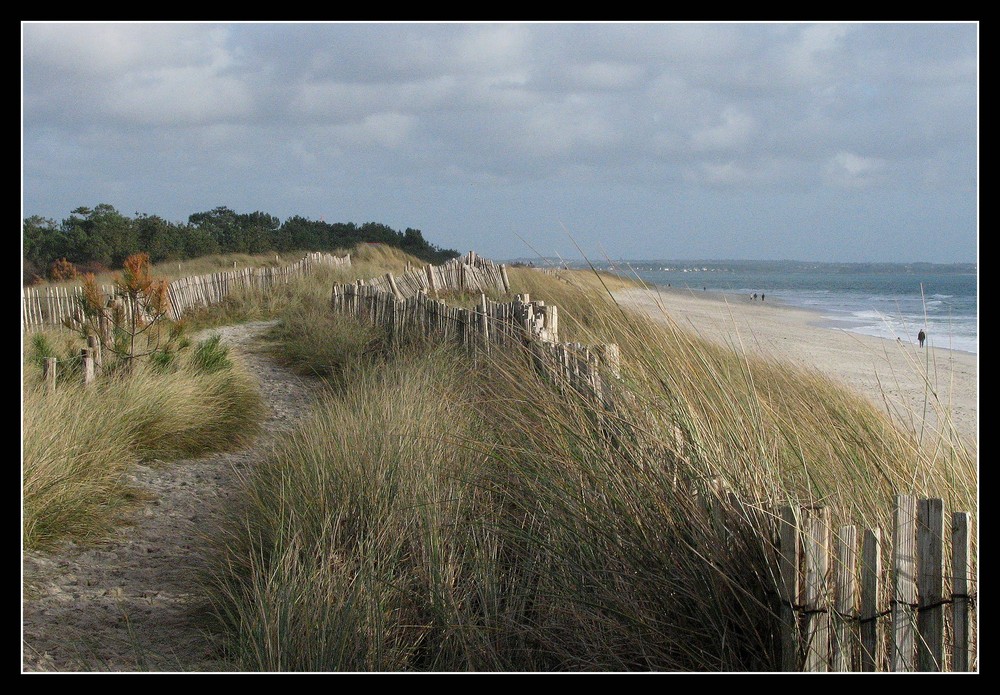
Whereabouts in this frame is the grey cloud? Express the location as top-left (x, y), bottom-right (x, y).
top-left (22, 21), bottom-right (977, 261)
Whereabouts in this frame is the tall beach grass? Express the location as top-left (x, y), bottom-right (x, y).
top-left (203, 263), bottom-right (976, 670)
top-left (22, 333), bottom-right (264, 551)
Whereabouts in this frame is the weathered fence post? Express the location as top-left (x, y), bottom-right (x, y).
top-left (99, 310), bottom-right (111, 347)
top-left (860, 527), bottom-right (883, 671)
top-left (833, 525), bottom-right (858, 671)
top-left (803, 506), bottom-right (831, 671)
top-left (917, 498), bottom-right (945, 671)
top-left (545, 304), bottom-right (558, 342)
top-left (480, 293), bottom-right (490, 352)
top-left (386, 273), bottom-right (403, 301)
top-left (81, 348), bottom-right (95, 386)
top-left (951, 511), bottom-right (972, 672)
top-left (599, 344), bottom-right (621, 378)
top-left (87, 335), bottom-right (102, 369)
top-left (44, 357), bottom-right (57, 393)
top-left (779, 505), bottom-right (801, 671)
top-left (891, 494), bottom-right (917, 671)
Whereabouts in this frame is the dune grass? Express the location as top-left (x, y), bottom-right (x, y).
top-left (22, 243), bottom-right (430, 553)
top-left (22, 332), bottom-right (264, 551)
top-left (178, 245), bottom-right (428, 333)
top-left (202, 262), bottom-right (976, 671)
top-left (25, 244), bottom-right (973, 668)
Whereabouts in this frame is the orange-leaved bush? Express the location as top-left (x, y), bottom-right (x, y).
top-left (70, 252), bottom-right (184, 372)
top-left (48, 257), bottom-right (77, 281)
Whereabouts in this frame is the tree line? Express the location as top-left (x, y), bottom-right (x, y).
top-left (23, 204), bottom-right (461, 284)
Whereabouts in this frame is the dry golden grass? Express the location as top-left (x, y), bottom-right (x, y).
top-left (203, 262), bottom-right (976, 670)
top-left (22, 335), bottom-right (263, 551)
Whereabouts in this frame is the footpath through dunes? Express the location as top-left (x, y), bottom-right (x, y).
top-left (22, 321), bottom-right (320, 672)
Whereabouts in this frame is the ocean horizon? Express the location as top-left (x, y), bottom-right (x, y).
top-left (518, 258), bottom-right (978, 356)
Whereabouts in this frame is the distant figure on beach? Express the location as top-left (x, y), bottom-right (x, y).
top-left (752, 292), bottom-right (757, 301)
top-left (918, 329), bottom-right (926, 347)
top-left (761, 294), bottom-right (764, 302)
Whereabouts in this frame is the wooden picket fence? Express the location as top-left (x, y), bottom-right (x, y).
top-left (330, 282), bottom-right (623, 403)
top-left (22, 251), bottom-right (352, 331)
top-left (777, 495), bottom-right (976, 671)
top-left (29, 251), bottom-right (351, 390)
top-left (360, 251), bottom-right (510, 299)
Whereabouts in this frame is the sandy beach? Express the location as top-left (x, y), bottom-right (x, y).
top-left (612, 285), bottom-right (978, 445)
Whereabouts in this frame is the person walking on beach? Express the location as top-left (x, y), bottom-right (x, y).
top-left (918, 329), bottom-right (926, 347)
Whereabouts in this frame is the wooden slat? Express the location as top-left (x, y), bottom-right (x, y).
top-left (833, 525), bottom-right (858, 671)
top-left (951, 512), bottom-right (972, 672)
top-left (44, 357), bottom-right (57, 392)
top-left (892, 494), bottom-right (917, 671)
top-left (81, 348), bottom-right (95, 386)
top-left (779, 505), bottom-right (801, 672)
top-left (917, 498), bottom-right (945, 671)
top-left (803, 507), bottom-right (831, 671)
top-left (860, 527), bottom-right (882, 671)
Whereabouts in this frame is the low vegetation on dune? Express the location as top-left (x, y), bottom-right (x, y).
top-left (22, 252), bottom-right (267, 553)
top-left (21, 245), bottom-right (437, 555)
top-left (22, 332), bottom-right (263, 552)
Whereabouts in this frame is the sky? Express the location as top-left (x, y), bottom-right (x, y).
top-left (21, 21), bottom-right (978, 263)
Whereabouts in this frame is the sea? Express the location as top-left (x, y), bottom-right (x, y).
top-left (581, 260), bottom-right (978, 356)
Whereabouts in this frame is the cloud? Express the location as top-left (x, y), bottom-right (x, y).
top-left (107, 66), bottom-right (253, 127)
top-left (690, 106), bottom-right (756, 152)
top-left (823, 151), bottom-right (888, 188)
top-left (453, 24), bottom-right (532, 75)
top-left (21, 22), bottom-right (977, 261)
top-left (782, 23), bottom-right (852, 83)
top-left (24, 23), bottom-right (251, 127)
top-left (563, 61), bottom-right (645, 91)
top-left (686, 161), bottom-right (751, 186)
top-left (23, 23), bottom-right (226, 77)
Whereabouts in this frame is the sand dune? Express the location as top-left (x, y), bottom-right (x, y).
top-left (612, 285), bottom-right (978, 445)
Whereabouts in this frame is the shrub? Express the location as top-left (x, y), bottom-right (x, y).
top-left (27, 333), bottom-right (57, 370)
top-left (69, 253), bottom-right (183, 372)
top-left (48, 257), bottom-right (77, 282)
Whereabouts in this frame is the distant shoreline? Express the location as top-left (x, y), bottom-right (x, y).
top-left (626, 280), bottom-right (977, 357)
top-left (612, 284), bottom-right (978, 444)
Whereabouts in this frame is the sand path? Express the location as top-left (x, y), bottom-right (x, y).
top-left (22, 321), bottom-right (320, 672)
